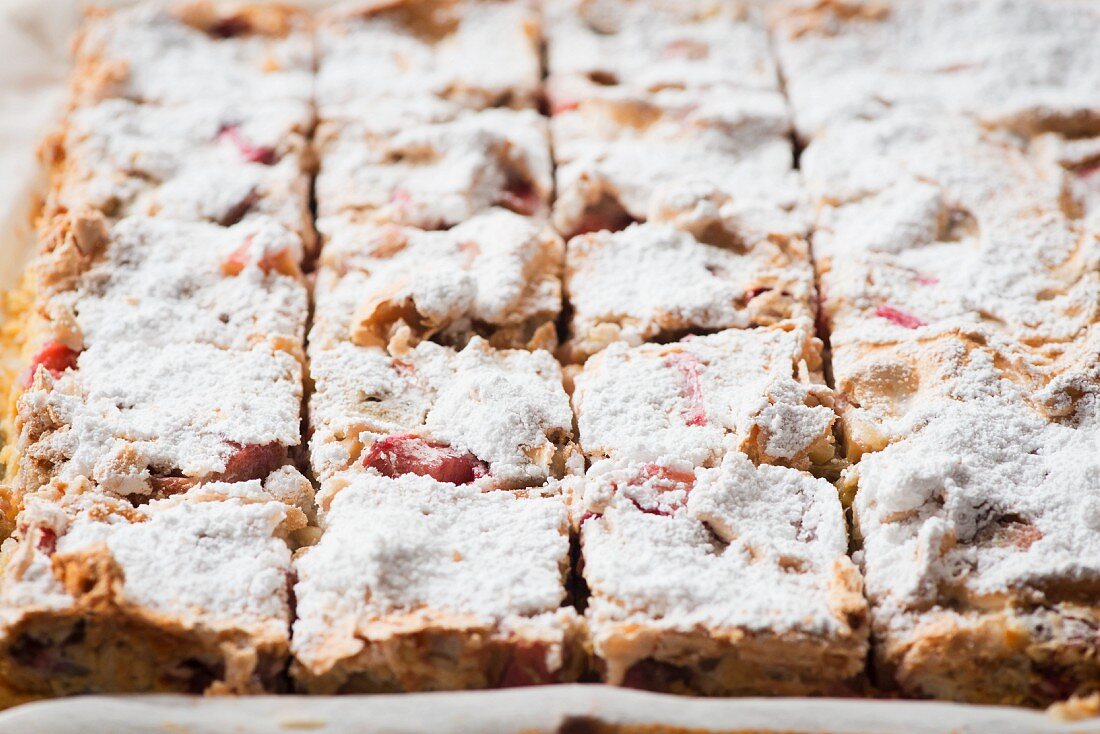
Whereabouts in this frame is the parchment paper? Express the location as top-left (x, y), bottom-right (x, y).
top-left (0, 2), bottom-right (1097, 732)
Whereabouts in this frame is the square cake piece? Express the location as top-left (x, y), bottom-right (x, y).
top-left (291, 473), bottom-right (583, 693)
top-left (562, 221), bottom-right (814, 362)
top-left (580, 452), bottom-right (868, 695)
top-left (72, 1), bottom-right (314, 107)
top-left (550, 93), bottom-right (803, 240)
top-left (852, 396), bottom-right (1100, 705)
top-left (770, 0), bottom-right (1100, 138)
top-left (571, 327), bottom-right (837, 474)
top-left (0, 482), bottom-right (301, 701)
top-left (308, 338), bottom-right (577, 488)
top-left (45, 98), bottom-right (313, 241)
top-left (317, 0), bottom-right (541, 119)
top-left (315, 109), bottom-right (552, 229)
top-left (545, 0), bottom-right (778, 106)
top-left (11, 340), bottom-right (302, 506)
top-left (32, 216), bottom-right (307, 357)
top-left (312, 210), bottom-right (562, 352)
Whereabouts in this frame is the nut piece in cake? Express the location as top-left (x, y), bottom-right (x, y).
top-left (45, 98), bottom-right (314, 243)
top-left (580, 452), bottom-right (868, 695)
top-left (72, 1), bottom-right (314, 107)
top-left (0, 483), bottom-right (300, 700)
top-left (308, 337), bottom-right (577, 489)
top-left (315, 109), bottom-right (552, 229)
top-left (563, 221), bottom-right (814, 361)
top-left (291, 473), bottom-right (583, 693)
top-left (12, 340), bottom-right (302, 508)
top-left (545, 0), bottom-right (778, 106)
top-left (312, 210), bottom-right (562, 352)
top-left (571, 327), bottom-right (837, 474)
top-left (317, 0), bottom-right (541, 119)
top-left (852, 396), bottom-right (1100, 705)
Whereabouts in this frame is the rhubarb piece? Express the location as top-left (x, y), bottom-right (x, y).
top-left (572, 327), bottom-right (836, 473)
top-left (311, 211), bottom-right (562, 351)
top-left (291, 474), bottom-right (582, 693)
top-left (0, 484), bottom-right (301, 698)
top-left (218, 123), bottom-right (277, 165)
top-left (874, 305), bottom-right (926, 330)
top-left (307, 338), bottom-right (577, 489)
top-left (22, 342), bottom-right (80, 388)
top-left (580, 453), bottom-right (868, 695)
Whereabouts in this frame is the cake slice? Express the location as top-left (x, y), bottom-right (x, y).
top-left (11, 339), bottom-right (302, 508)
top-left (317, 0), bottom-right (541, 120)
top-left (0, 481), bottom-right (302, 701)
top-left (291, 473), bottom-right (583, 693)
top-left (307, 338), bottom-right (577, 487)
top-left (580, 452), bottom-right (867, 695)
top-left (72, 1), bottom-right (314, 107)
top-left (315, 108), bottom-right (552, 228)
top-left (44, 98), bottom-right (313, 243)
top-left (545, 0), bottom-right (778, 107)
top-left (562, 221), bottom-right (814, 362)
top-left (852, 395), bottom-right (1100, 705)
top-left (312, 210), bottom-right (562, 352)
top-left (571, 327), bottom-right (837, 474)
top-left (31, 215), bottom-right (307, 358)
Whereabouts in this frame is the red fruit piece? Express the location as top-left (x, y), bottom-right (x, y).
top-left (218, 124), bottom-right (277, 165)
top-left (548, 95), bottom-right (579, 115)
top-left (637, 463), bottom-right (695, 488)
top-left (222, 236), bottom-right (295, 276)
top-left (363, 434), bottom-right (489, 485)
top-left (217, 442), bottom-right (286, 482)
top-left (35, 527), bottom-right (57, 557)
top-left (23, 342), bottom-right (80, 387)
top-left (499, 641), bottom-right (555, 687)
top-left (498, 179), bottom-right (542, 216)
top-left (663, 351), bottom-right (707, 426)
top-left (744, 286), bottom-right (773, 302)
top-left (875, 305), bottom-right (926, 329)
top-left (915, 274), bottom-right (940, 286)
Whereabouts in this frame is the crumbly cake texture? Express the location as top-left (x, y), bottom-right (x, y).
top-left (581, 452), bottom-right (867, 695)
top-left (35, 216), bottom-right (307, 356)
top-left (317, 0), bottom-right (541, 119)
top-left (13, 339), bottom-right (302, 502)
top-left (571, 327), bottom-right (837, 474)
top-left (308, 337), bottom-right (576, 488)
top-left (770, 0), bottom-right (1100, 137)
top-left (46, 98), bottom-right (313, 240)
top-left (291, 473), bottom-right (583, 693)
top-left (315, 108), bottom-right (552, 228)
top-left (550, 92), bottom-right (804, 238)
top-left (544, 0), bottom-right (777, 104)
top-left (852, 396), bottom-right (1100, 705)
top-left (563, 222), bottom-right (814, 362)
top-left (0, 483), bottom-right (298, 700)
top-left (72, 1), bottom-right (314, 107)
top-left (312, 210), bottom-right (562, 351)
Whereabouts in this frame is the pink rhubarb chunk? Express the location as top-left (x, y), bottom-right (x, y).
top-left (664, 351), bottom-right (707, 426)
top-left (363, 434), bottom-right (489, 485)
top-left (875, 305), bottom-right (926, 329)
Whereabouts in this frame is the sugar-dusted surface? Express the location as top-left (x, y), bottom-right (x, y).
top-left (770, 0), bottom-right (1100, 137)
top-left (550, 92), bottom-right (803, 237)
top-left (308, 338), bottom-right (574, 488)
top-left (317, 0), bottom-right (541, 119)
top-left (545, 0), bottom-right (777, 104)
top-left (582, 452), bottom-right (866, 685)
top-left (312, 210), bottom-right (561, 350)
top-left (564, 221), bottom-right (814, 361)
top-left (292, 473), bottom-right (578, 687)
top-left (315, 109), bottom-right (552, 228)
top-left (39, 216), bottom-right (306, 354)
top-left (15, 340), bottom-right (301, 497)
top-left (73, 1), bottom-right (314, 107)
top-left (49, 98), bottom-right (312, 236)
top-left (572, 327), bottom-right (835, 471)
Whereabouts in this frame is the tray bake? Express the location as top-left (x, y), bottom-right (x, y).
top-left (0, 0), bottom-right (1097, 730)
